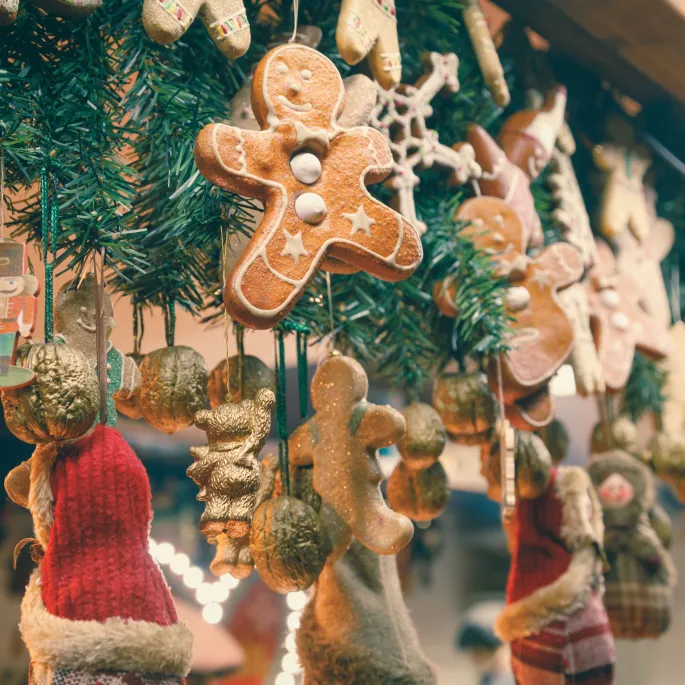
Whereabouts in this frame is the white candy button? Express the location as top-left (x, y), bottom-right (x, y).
top-left (290, 152), bottom-right (322, 185)
top-left (505, 286), bottom-right (531, 311)
top-left (295, 193), bottom-right (327, 224)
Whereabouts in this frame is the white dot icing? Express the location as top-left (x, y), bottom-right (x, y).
top-left (600, 289), bottom-right (620, 309)
top-left (290, 152), bottom-right (322, 185)
top-left (295, 193), bottom-right (327, 224)
top-left (277, 62), bottom-right (288, 74)
top-left (505, 286), bottom-right (531, 312)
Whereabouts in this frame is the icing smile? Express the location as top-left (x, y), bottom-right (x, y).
top-left (278, 95), bottom-right (312, 112)
top-left (0, 288), bottom-right (20, 295)
top-left (77, 317), bottom-right (97, 332)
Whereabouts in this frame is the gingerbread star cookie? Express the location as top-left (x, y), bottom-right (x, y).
top-left (195, 44), bottom-right (422, 329)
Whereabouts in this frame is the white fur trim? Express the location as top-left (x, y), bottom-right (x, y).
top-left (495, 467), bottom-right (604, 642)
top-left (21, 571), bottom-right (193, 676)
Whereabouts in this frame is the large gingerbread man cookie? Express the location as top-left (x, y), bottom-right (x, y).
top-left (195, 44), bottom-right (422, 329)
top-left (586, 240), bottom-right (671, 392)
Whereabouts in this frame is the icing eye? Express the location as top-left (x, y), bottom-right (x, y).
top-left (300, 69), bottom-right (312, 81)
top-left (277, 62), bottom-right (288, 75)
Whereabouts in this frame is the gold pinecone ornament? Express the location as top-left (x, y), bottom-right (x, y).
top-left (139, 346), bottom-right (209, 433)
top-left (387, 403), bottom-right (450, 522)
top-left (1, 342), bottom-right (99, 444)
top-left (432, 372), bottom-right (497, 444)
top-left (208, 354), bottom-right (276, 408)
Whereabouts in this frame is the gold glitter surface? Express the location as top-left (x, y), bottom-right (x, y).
top-left (188, 388), bottom-right (274, 539)
top-left (432, 372), bottom-right (498, 444)
top-left (2, 342), bottom-right (99, 444)
top-left (139, 346), bottom-right (209, 434)
top-left (208, 354), bottom-right (276, 408)
top-left (114, 353), bottom-right (144, 420)
top-left (288, 354), bottom-right (414, 557)
top-left (4, 460), bottom-right (30, 508)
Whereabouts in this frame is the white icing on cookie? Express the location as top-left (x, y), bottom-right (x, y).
top-left (610, 311), bottom-right (630, 331)
top-left (343, 205), bottom-right (376, 236)
top-left (290, 152), bottom-right (322, 185)
top-left (505, 286), bottom-right (531, 312)
top-left (600, 289), bottom-right (620, 309)
top-left (295, 192), bottom-right (328, 224)
top-left (281, 229), bottom-right (309, 264)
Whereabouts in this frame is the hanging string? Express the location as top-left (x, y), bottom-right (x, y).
top-left (236, 324), bottom-right (245, 403)
top-left (495, 354), bottom-right (516, 521)
top-left (289, 0), bottom-right (300, 43)
top-left (325, 272), bottom-right (336, 352)
top-left (0, 149), bottom-right (5, 240)
top-left (670, 261), bottom-right (681, 324)
top-left (596, 393), bottom-right (612, 447)
top-left (274, 330), bottom-right (291, 495)
top-left (163, 299), bottom-right (176, 347)
top-left (93, 249), bottom-right (108, 425)
top-left (296, 329), bottom-right (309, 421)
top-left (40, 166), bottom-right (58, 343)
top-left (132, 300), bottom-right (145, 356)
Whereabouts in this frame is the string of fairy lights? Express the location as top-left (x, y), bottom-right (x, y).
top-left (149, 538), bottom-right (305, 683)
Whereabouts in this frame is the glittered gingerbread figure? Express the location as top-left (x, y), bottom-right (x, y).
top-left (289, 353), bottom-right (413, 557)
top-left (54, 274), bottom-right (141, 426)
top-left (0, 240), bottom-right (39, 390)
top-left (187, 388), bottom-right (275, 539)
top-left (336, 0), bottom-right (402, 90)
top-left (142, 0), bottom-right (249, 60)
top-left (194, 43), bottom-right (422, 329)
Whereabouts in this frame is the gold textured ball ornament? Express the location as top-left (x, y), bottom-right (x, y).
top-left (1, 343), bottom-right (99, 444)
top-left (114, 353), bottom-right (144, 420)
top-left (432, 372), bottom-right (498, 444)
top-left (208, 354), bottom-right (276, 408)
top-left (590, 417), bottom-right (639, 456)
top-left (647, 432), bottom-right (685, 503)
top-left (139, 346), bottom-right (209, 433)
top-left (387, 461), bottom-right (449, 522)
top-left (249, 495), bottom-right (329, 594)
top-left (397, 402), bottom-right (447, 470)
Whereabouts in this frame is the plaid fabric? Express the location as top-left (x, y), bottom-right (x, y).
top-left (603, 552), bottom-right (672, 639)
top-left (36, 669), bottom-right (184, 685)
top-left (511, 593), bottom-right (615, 684)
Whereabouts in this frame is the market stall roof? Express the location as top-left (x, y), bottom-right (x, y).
top-left (492, 0), bottom-right (685, 107)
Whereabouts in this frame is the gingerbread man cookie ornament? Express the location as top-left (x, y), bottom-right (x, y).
top-left (195, 44), bottom-right (422, 329)
top-left (289, 354), bottom-right (413, 556)
top-left (336, 0), bottom-right (402, 90)
top-left (143, 0), bottom-right (249, 60)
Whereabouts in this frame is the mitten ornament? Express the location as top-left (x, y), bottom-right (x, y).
top-left (55, 275), bottom-right (141, 427)
top-left (484, 433), bottom-right (615, 684)
top-left (289, 353), bottom-right (413, 556)
top-left (195, 44), bottom-right (422, 329)
top-left (588, 450), bottom-right (676, 639)
top-left (207, 354), bottom-right (275, 408)
top-left (19, 426), bottom-right (192, 684)
top-left (431, 372), bottom-right (497, 444)
top-left (187, 387), bottom-right (274, 538)
top-left (0, 0), bottom-right (101, 26)
top-left (336, 0), bottom-right (402, 89)
top-left (387, 403), bottom-right (449, 522)
top-left (0, 240), bottom-right (39, 390)
top-left (139, 345), bottom-right (209, 433)
top-left (499, 85), bottom-right (567, 181)
top-left (369, 52), bottom-right (481, 234)
top-left (2, 342), bottom-right (99, 444)
top-left (142, 0), bottom-right (249, 60)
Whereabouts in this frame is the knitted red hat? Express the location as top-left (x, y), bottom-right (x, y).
top-left (21, 425), bottom-right (193, 680)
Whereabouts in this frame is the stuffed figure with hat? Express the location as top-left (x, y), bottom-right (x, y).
top-left (0, 240), bottom-right (39, 390)
top-left (481, 433), bottom-right (616, 685)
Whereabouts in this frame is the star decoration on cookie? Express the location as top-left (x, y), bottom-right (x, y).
top-left (529, 269), bottom-right (552, 289)
top-left (343, 205), bottom-right (376, 236)
top-left (280, 229), bottom-right (309, 265)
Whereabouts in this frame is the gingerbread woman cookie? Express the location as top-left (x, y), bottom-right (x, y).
top-left (195, 44), bottom-right (422, 329)
top-left (499, 85), bottom-right (567, 181)
top-left (288, 353), bottom-right (413, 556)
top-left (586, 240), bottom-right (671, 393)
top-left (436, 197), bottom-right (583, 428)
top-left (143, 0), bottom-right (249, 60)
top-left (336, 0), bottom-right (402, 90)
top-left (463, 124), bottom-right (543, 249)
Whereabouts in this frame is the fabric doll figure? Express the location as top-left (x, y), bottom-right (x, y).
top-left (481, 433), bottom-right (616, 685)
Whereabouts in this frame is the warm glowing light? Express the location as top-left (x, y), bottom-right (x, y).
top-left (169, 553), bottom-right (190, 575)
top-left (183, 566), bottom-right (204, 589)
top-left (211, 584), bottom-right (230, 603)
top-left (219, 574), bottom-right (240, 589)
top-left (196, 583), bottom-right (215, 605)
top-left (284, 632), bottom-right (297, 652)
top-left (286, 591), bottom-right (308, 611)
top-left (286, 611), bottom-right (302, 631)
top-left (281, 652), bottom-right (301, 674)
top-left (202, 603), bottom-right (223, 624)
top-left (275, 674), bottom-right (295, 685)
top-left (154, 542), bottom-right (175, 565)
